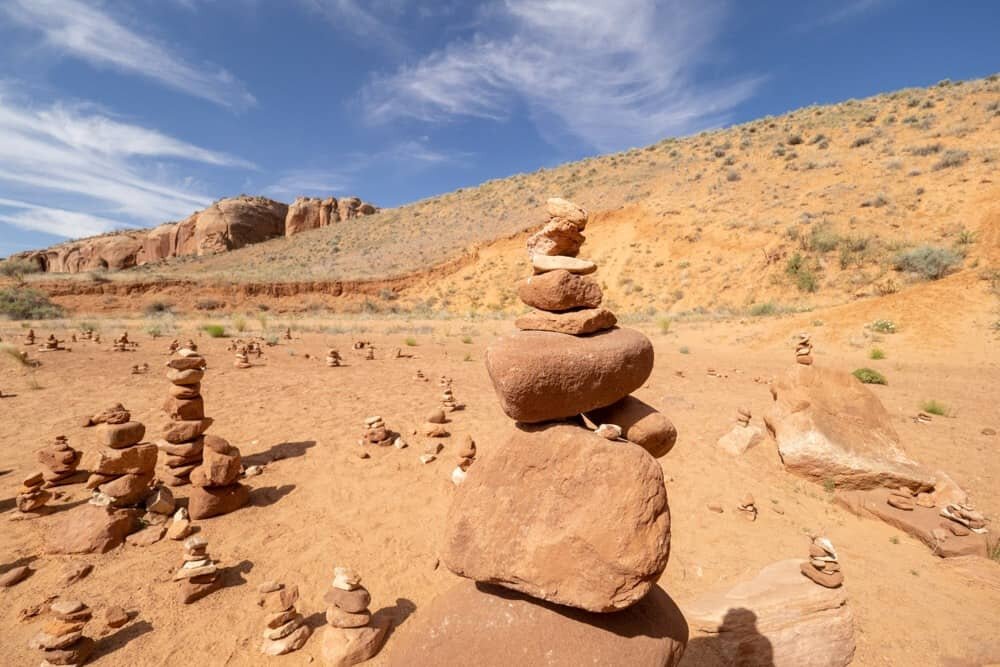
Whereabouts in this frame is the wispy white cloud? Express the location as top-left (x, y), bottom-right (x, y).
top-left (2, 0), bottom-right (256, 110)
top-left (0, 89), bottom-right (254, 238)
top-left (361, 0), bottom-right (761, 151)
top-left (296, 0), bottom-right (406, 47)
top-left (795, 0), bottom-right (890, 30)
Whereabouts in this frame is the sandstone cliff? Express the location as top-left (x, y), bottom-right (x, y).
top-left (13, 194), bottom-right (378, 274)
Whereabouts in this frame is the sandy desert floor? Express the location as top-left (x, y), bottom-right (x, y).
top-left (1, 313), bottom-right (998, 666)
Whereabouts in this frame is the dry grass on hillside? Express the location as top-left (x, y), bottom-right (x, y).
top-left (27, 75), bottom-right (1000, 321)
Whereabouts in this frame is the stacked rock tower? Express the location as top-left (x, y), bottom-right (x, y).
top-left (388, 199), bottom-right (686, 666)
top-left (320, 566), bottom-right (388, 666)
top-left (38, 435), bottom-right (83, 488)
top-left (84, 406), bottom-right (157, 506)
top-left (158, 350), bottom-right (210, 487)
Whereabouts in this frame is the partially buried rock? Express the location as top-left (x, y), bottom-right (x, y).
top-left (764, 365), bottom-right (935, 491)
top-left (517, 270), bottom-right (603, 312)
top-left (385, 580), bottom-right (687, 667)
top-left (585, 395), bottom-right (677, 458)
top-left (485, 327), bottom-right (653, 423)
top-left (514, 307), bottom-right (617, 335)
top-left (0, 565), bottom-right (30, 587)
top-left (45, 502), bottom-right (139, 554)
top-left (443, 422), bottom-right (671, 612)
top-left (686, 559), bottom-right (854, 667)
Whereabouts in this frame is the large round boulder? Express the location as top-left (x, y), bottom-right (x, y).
top-left (485, 327), bottom-right (653, 423)
top-left (385, 580), bottom-right (687, 667)
top-left (443, 422), bottom-right (671, 612)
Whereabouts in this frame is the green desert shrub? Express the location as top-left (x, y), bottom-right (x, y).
top-left (201, 324), bottom-right (226, 338)
top-left (893, 246), bottom-right (962, 280)
top-left (853, 368), bottom-right (887, 385)
top-left (921, 400), bottom-right (950, 416)
top-left (869, 348), bottom-right (886, 360)
top-left (0, 287), bottom-right (63, 320)
top-left (748, 302), bottom-right (777, 316)
top-left (870, 319), bottom-right (897, 333)
top-left (932, 150), bottom-right (969, 170)
top-left (0, 258), bottom-right (41, 282)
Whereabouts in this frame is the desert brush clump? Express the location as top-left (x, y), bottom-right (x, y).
top-left (893, 246), bottom-right (962, 280)
top-left (201, 324), bottom-right (226, 338)
top-left (853, 368), bottom-right (887, 385)
top-left (921, 400), bottom-right (951, 416)
top-left (0, 287), bottom-right (64, 320)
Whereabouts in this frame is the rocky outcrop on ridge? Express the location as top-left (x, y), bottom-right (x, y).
top-left (11, 194), bottom-right (378, 274)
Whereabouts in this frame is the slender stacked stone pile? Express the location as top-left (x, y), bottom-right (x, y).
top-left (24, 328), bottom-right (35, 345)
top-left (388, 199), bottom-right (686, 666)
top-left (795, 333), bottom-right (813, 365)
top-left (29, 600), bottom-right (95, 665)
top-left (320, 567), bottom-right (388, 666)
top-left (16, 471), bottom-right (50, 512)
top-left (158, 350), bottom-right (210, 487)
top-left (38, 435), bottom-right (84, 488)
top-left (450, 435), bottom-right (476, 486)
top-left (361, 416), bottom-right (393, 448)
top-left (326, 349), bottom-right (342, 367)
top-left (174, 535), bottom-right (222, 603)
top-left (39, 334), bottom-right (66, 352)
top-left (234, 345), bottom-right (252, 369)
top-left (258, 582), bottom-right (311, 655)
top-left (84, 406), bottom-right (157, 507)
top-left (188, 435), bottom-right (249, 519)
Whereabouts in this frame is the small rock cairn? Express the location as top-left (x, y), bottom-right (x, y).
top-left (85, 406), bottom-right (157, 507)
top-left (736, 493), bottom-right (757, 521)
top-left (800, 537), bottom-right (842, 588)
top-left (188, 435), bottom-right (248, 520)
top-left (39, 435), bottom-right (82, 488)
top-left (258, 582), bottom-right (311, 656)
top-left (320, 566), bottom-right (388, 666)
top-left (795, 333), bottom-right (813, 365)
top-left (175, 535), bottom-right (222, 603)
top-left (113, 332), bottom-right (136, 352)
top-left (159, 349), bottom-right (209, 487)
top-left (24, 328), bottom-right (35, 345)
top-left (421, 408), bottom-right (449, 438)
top-left (941, 503), bottom-right (988, 534)
top-left (29, 600), bottom-right (95, 665)
top-left (17, 471), bottom-right (50, 512)
top-left (39, 334), bottom-right (66, 352)
top-left (326, 349), bottom-right (342, 367)
top-left (361, 416), bottom-right (394, 450)
top-left (450, 435), bottom-right (477, 486)
top-left (234, 345), bottom-right (251, 369)
top-left (413, 369), bottom-right (427, 382)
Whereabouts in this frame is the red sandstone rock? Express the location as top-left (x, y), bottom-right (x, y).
top-left (385, 581), bottom-right (686, 667)
top-left (84, 443), bottom-right (158, 476)
top-left (162, 396), bottom-right (205, 421)
top-left (443, 422), bottom-right (671, 612)
top-left (764, 365), bottom-right (935, 490)
top-left (96, 421), bottom-right (146, 449)
top-left (485, 327), bottom-right (654, 423)
top-left (514, 307), bottom-right (617, 335)
top-left (162, 419), bottom-right (213, 444)
top-left (190, 446), bottom-right (241, 487)
top-left (585, 395), bottom-right (677, 458)
top-left (188, 483), bottom-right (249, 520)
top-left (517, 270), bottom-right (603, 312)
top-left (45, 503), bottom-right (138, 554)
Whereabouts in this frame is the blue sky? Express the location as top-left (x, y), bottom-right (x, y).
top-left (0, 0), bottom-right (997, 256)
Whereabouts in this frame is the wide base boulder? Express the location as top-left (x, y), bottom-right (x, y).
top-left (320, 621), bottom-right (389, 667)
top-left (45, 503), bottom-right (139, 554)
top-left (188, 483), bottom-right (249, 520)
top-left (386, 581), bottom-right (687, 667)
top-left (764, 365), bottom-right (935, 490)
top-left (686, 559), bottom-right (855, 667)
top-left (485, 327), bottom-right (654, 423)
top-left (443, 422), bottom-right (671, 612)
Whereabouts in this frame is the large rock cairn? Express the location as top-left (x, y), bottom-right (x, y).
top-left (84, 405), bottom-right (157, 507)
top-left (391, 199), bottom-right (685, 665)
top-left (17, 471), bottom-right (50, 512)
top-left (258, 582), bottom-right (311, 656)
top-left (158, 349), bottom-right (210, 487)
top-left (29, 600), bottom-right (95, 666)
top-left (320, 566), bottom-right (388, 666)
top-left (188, 435), bottom-right (248, 520)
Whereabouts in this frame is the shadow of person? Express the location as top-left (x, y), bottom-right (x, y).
top-left (684, 607), bottom-right (774, 667)
top-left (91, 620), bottom-right (154, 661)
top-left (249, 484), bottom-right (296, 508)
top-left (243, 441), bottom-right (316, 467)
top-left (372, 597), bottom-right (417, 641)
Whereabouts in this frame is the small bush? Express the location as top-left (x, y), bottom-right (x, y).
top-left (202, 324), bottom-right (226, 338)
top-left (0, 258), bottom-right (41, 282)
top-left (869, 348), bottom-right (886, 360)
top-left (870, 319), bottom-right (897, 333)
top-left (0, 287), bottom-right (63, 320)
top-left (893, 246), bottom-right (962, 280)
top-left (907, 143), bottom-right (942, 156)
top-left (146, 325), bottom-right (163, 338)
top-left (787, 134), bottom-right (803, 145)
top-left (861, 193), bottom-right (889, 208)
top-left (233, 315), bottom-right (247, 333)
top-left (461, 335), bottom-right (473, 344)
top-left (749, 302), bottom-right (777, 316)
top-left (932, 150), bottom-right (969, 170)
top-left (679, 346), bottom-right (690, 355)
top-left (144, 301), bottom-right (172, 316)
top-left (921, 400), bottom-right (950, 416)
top-left (851, 136), bottom-right (873, 148)
top-left (786, 253), bottom-right (819, 292)
top-left (657, 317), bottom-right (672, 334)
top-left (853, 368), bottom-right (887, 384)
top-left (405, 337), bottom-right (417, 347)
top-left (956, 229), bottom-right (975, 245)
top-left (809, 224), bottom-right (841, 253)
top-left (726, 170), bottom-right (741, 182)
top-left (195, 299), bottom-right (224, 311)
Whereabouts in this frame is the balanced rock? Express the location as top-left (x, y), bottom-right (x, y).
top-left (443, 422), bottom-right (671, 612)
top-left (486, 328), bottom-right (653, 423)
top-left (585, 395), bottom-right (677, 458)
top-left (686, 559), bottom-right (855, 667)
top-left (515, 307), bottom-right (617, 335)
top-left (188, 482), bottom-right (249, 520)
top-left (531, 254), bottom-right (596, 275)
top-left (764, 365), bottom-right (935, 490)
top-left (386, 580), bottom-right (687, 667)
top-left (517, 270), bottom-right (603, 312)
